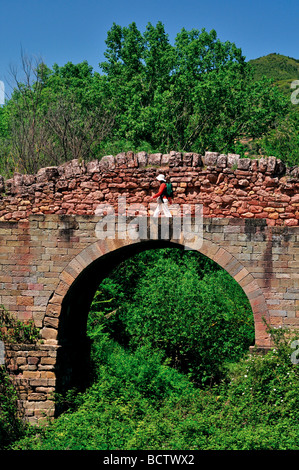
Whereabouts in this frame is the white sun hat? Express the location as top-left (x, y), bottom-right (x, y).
top-left (156, 174), bottom-right (166, 182)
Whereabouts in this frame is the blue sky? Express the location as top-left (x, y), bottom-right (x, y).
top-left (0, 0), bottom-right (298, 93)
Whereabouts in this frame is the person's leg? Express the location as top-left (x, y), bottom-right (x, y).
top-left (162, 199), bottom-right (172, 217)
top-left (153, 202), bottom-right (162, 217)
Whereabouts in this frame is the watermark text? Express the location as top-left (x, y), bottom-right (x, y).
top-left (94, 197), bottom-right (203, 251)
top-left (0, 81), bottom-right (4, 106)
top-left (291, 80), bottom-right (299, 105)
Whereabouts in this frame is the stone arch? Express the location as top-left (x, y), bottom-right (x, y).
top-left (43, 236), bottom-right (270, 401)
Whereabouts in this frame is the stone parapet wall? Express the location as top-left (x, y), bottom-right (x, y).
top-left (0, 151), bottom-right (298, 226)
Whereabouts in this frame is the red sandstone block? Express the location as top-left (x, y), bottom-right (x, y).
top-left (40, 371), bottom-right (56, 379)
top-left (46, 304), bottom-right (61, 318)
top-left (36, 278), bottom-right (59, 290)
top-left (250, 294), bottom-right (267, 309)
top-left (255, 321), bottom-right (270, 333)
top-left (41, 328), bottom-right (57, 341)
top-left (12, 211), bottom-right (27, 219)
top-left (266, 218), bottom-right (276, 226)
top-left (254, 212), bottom-right (270, 219)
top-left (28, 283), bottom-right (44, 291)
top-left (28, 357), bottom-right (39, 365)
top-left (23, 371), bottom-right (41, 379)
top-left (44, 317), bottom-right (59, 328)
top-left (213, 249), bottom-right (232, 268)
top-left (234, 267), bottom-right (248, 283)
top-left (267, 212), bottom-right (279, 219)
top-left (59, 269), bottom-right (75, 286)
top-left (285, 219), bottom-right (298, 226)
top-left (17, 296), bottom-right (33, 306)
top-left (249, 206), bottom-right (264, 213)
top-left (0, 275), bottom-right (13, 282)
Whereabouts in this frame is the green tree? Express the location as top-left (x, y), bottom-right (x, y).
top-left (257, 106), bottom-right (299, 167)
top-left (98, 253), bottom-right (254, 385)
top-left (0, 58), bottom-right (115, 175)
top-left (0, 22), bottom-right (295, 177)
top-left (100, 22), bottom-right (288, 154)
top-left (0, 367), bottom-right (26, 449)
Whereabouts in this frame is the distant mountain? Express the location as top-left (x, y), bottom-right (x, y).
top-left (248, 53), bottom-right (299, 94)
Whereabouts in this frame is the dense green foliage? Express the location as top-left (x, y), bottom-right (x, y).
top-left (94, 250), bottom-right (254, 385)
top-left (4, 249), bottom-right (299, 450)
top-left (0, 367), bottom-right (26, 449)
top-left (8, 324), bottom-right (299, 450)
top-left (0, 305), bottom-right (40, 449)
top-left (256, 106), bottom-right (299, 167)
top-left (98, 23), bottom-right (287, 156)
top-left (249, 53), bottom-right (299, 94)
top-left (246, 53), bottom-right (299, 166)
top-left (0, 23), bottom-right (297, 177)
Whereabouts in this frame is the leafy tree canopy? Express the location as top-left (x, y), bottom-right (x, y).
top-left (98, 22), bottom-right (289, 154)
top-left (0, 22), bottom-right (297, 177)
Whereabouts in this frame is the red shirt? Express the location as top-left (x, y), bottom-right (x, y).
top-left (152, 183), bottom-right (171, 202)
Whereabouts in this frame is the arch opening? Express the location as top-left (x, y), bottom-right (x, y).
top-left (54, 238), bottom-right (265, 416)
top-left (55, 241), bottom-right (182, 404)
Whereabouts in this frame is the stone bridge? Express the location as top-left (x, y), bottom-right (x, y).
top-left (0, 150), bottom-right (298, 424)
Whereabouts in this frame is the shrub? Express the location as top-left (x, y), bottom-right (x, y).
top-left (0, 304), bottom-right (40, 344)
top-left (0, 367), bottom-right (26, 449)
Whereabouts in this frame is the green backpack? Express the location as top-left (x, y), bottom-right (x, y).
top-left (164, 182), bottom-right (174, 198)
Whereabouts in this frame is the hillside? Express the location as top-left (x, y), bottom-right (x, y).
top-left (249, 53), bottom-right (299, 94)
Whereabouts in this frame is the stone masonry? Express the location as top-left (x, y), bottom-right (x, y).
top-left (0, 151), bottom-right (298, 226)
top-left (0, 150), bottom-right (298, 424)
